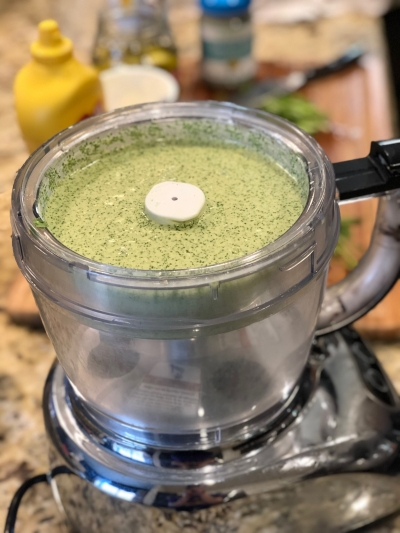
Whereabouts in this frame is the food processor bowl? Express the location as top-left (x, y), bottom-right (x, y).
top-left (11, 102), bottom-right (339, 448)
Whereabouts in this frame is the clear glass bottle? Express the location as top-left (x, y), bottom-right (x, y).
top-left (92, 0), bottom-right (177, 72)
top-left (200, 0), bottom-right (255, 88)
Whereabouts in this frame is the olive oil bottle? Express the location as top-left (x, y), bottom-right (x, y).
top-left (92, 0), bottom-right (177, 72)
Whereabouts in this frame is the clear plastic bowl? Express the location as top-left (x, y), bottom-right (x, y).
top-left (11, 102), bottom-right (339, 448)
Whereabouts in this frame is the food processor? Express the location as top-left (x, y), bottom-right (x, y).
top-left (7, 102), bottom-right (400, 533)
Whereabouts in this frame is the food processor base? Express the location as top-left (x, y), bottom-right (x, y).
top-left (42, 327), bottom-right (400, 533)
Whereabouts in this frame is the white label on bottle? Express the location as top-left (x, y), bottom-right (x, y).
top-left (201, 19), bottom-right (255, 85)
top-left (203, 56), bottom-right (256, 85)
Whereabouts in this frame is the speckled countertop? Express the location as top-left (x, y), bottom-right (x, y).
top-left (2, 1), bottom-right (400, 532)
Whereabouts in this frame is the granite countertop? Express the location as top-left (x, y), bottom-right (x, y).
top-left (2, 1), bottom-right (400, 532)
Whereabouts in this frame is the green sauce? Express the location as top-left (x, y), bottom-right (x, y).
top-left (44, 142), bottom-right (307, 270)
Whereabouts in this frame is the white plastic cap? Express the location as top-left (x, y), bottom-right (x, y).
top-left (145, 181), bottom-right (206, 225)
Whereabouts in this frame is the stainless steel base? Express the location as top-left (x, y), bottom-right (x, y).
top-left (44, 328), bottom-right (400, 533)
top-left (48, 469), bottom-right (400, 533)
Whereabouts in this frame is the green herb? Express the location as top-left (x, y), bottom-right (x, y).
top-left (33, 218), bottom-right (48, 228)
top-left (259, 94), bottom-right (330, 136)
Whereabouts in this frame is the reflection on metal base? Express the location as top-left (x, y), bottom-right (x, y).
top-left (44, 327), bottom-right (400, 533)
top-left (50, 471), bottom-right (400, 533)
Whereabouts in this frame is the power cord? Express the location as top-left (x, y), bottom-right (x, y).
top-left (4, 466), bottom-right (72, 533)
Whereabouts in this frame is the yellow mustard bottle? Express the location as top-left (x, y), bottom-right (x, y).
top-left (14, 20), bottom-right (103, 153)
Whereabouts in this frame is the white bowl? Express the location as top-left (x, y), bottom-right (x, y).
top-left (100, 65), bottom-right (180, 111)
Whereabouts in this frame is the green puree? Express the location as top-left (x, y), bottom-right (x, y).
top-left (44, 142), bottom-right (306, 270)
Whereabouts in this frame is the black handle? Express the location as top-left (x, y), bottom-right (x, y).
top-left (334, 139), bottom-right (400, 201)
top-left (305, 45), bottom-right (363, 84)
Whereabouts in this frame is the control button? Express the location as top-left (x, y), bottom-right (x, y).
top-left (364, 368), bottom-right (390, 394)
top-left (342, 326), bottom-right (397, 407)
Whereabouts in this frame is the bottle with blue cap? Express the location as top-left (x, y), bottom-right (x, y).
top-left (200, 0), bottom-right (255, 87)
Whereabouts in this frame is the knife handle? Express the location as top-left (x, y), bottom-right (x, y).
top-left (305, 45), bottom-right (364, 84)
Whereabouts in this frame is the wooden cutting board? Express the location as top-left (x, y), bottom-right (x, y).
top-left (178, 52), bottom-right (399, 339)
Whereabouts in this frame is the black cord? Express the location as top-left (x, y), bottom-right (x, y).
top-left (4, 473), bottom-right (48, 533)
top-left (4, 466), bottom-right (72, 533)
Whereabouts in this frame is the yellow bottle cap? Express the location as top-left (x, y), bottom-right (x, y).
top-left (31, 20), bottom-right (73, 63)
